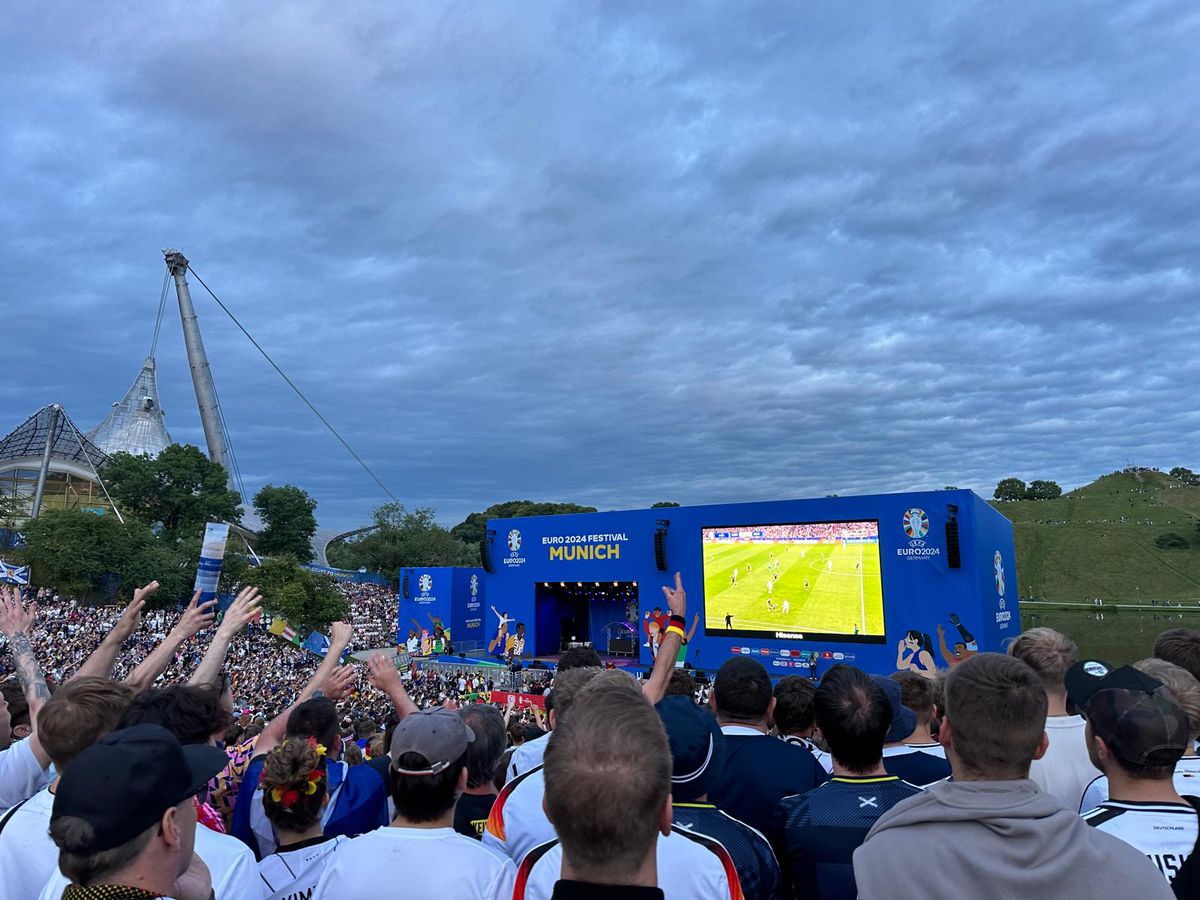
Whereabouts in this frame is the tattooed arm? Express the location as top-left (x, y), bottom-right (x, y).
top-left (1, 585), bottom-right (52, 769)
top-left (1, 586), bottom-right (50, 713)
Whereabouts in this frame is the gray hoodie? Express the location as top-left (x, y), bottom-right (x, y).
top-left (852, 778), bottom-right (1175, 900)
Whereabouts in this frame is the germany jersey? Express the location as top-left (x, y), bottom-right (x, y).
top-left (775, 775), bottom-right (922, 900)
top-left (1083, 799), bottom-right (1200, 885)
top-left (513, 827), bottom-right (742, 900)
top-left (672, 803), bottom-right (780, 900)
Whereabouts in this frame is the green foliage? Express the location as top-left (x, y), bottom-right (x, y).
top-left (1170, 467), bottom-right (1200, 486)
top-left (242, 554), bottom-right (347, 629)
top-left (651, 501), bottom-right (681, 508)
top-left (992, 470), bottom-right (1200, 601)
top-left (1026, 480), bottom-right (1063, 500)
top-left (1155, 532), bottom-right (1191, 550)
top-left (329, 502), bottom-right (478, 574)
top-left (103, 444), bottom-right (242, 541)
top-left (450, 500), bottom-right (599, 545)
top-left (994, 478), bottom-right (1028, 501)
top-left (253, 484), bottom-right (318, 563)
top-left (19, 510), bottom-right (191, 605)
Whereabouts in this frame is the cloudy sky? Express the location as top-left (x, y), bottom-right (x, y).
top-left (3, 2), bottom-right (1199, 531)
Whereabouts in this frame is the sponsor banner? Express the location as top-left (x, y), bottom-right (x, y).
top-left (193, 522), bottom-right (230, 604)
top-left (470, 690), bottom-right (546, 709)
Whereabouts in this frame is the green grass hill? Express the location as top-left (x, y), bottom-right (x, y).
top-left (992, 469), bottom-right (1200, 602)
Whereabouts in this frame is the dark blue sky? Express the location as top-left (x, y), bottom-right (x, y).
top-left (3, 2), bottom-right (1199, 530)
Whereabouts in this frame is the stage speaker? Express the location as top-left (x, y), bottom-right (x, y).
top-left (481, 530), bottom-right (495, 573)
top-left (655, 519), bottom-right (670, 571)
top-left (945, 504), bottom-right (961, 569)
top-left (401, 573), bottom-right (410, 599)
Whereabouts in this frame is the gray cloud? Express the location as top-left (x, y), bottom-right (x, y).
top-left (2, 1), bottom-right (1199, 529)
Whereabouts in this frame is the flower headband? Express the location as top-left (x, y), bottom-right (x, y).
top-left (266, 738), bottom-right (328, 808)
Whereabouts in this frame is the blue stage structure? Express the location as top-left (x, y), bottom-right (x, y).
top-left (473, 490), bottom-right (1015, 679)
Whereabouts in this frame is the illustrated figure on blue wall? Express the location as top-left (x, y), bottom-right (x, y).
top-left (505, 622), bottom-right (527, 660)
top-left (488, 606), bottom-right (512, 654)
top-left (404, 628), bottom-right (419, 654)
top-left (936, 614), bottom-right (979, 667)
top-left (644, 606), bottom-right (668, 654)
top-left (896, 629), bottom-right (937, 679)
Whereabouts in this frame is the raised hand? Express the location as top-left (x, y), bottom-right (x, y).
top-left (366, 652), bottom-right (402, 694)
top-left (318, 664), bottom-right (358, 701)
top-left (0, 585), bottom-right (37, 638)
top-left (173, 591), bottom-right (218, 640)
top-left (661, 572), bottom-right (686, 618)
top-left (110, 584), bottom-right (154, 643)
top-left (330, 621), bottom-right (353, 650)
top-left (217, 586), bottom-right (263, 637)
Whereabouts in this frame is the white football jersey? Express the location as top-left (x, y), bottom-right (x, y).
top-left (1083, 799), bottom-right (1199, 884)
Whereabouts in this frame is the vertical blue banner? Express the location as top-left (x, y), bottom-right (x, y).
top-left (193, 522), bottom-right (230, 604)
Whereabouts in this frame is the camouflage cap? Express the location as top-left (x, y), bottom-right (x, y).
top-left (1065, 660), bottom-right (1188, 768)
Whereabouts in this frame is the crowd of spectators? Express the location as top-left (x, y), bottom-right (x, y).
top-left (4, 572), bottom-right (1200, 898)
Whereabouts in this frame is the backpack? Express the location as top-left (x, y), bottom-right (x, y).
top-left (1171, 795), bottom-right (1200, 898)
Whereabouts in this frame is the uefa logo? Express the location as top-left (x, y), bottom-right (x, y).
top-left (418, 574), bottom-right (432, 593)
top-left (903, 508), bottom-right (929, 540)
top-left (470, 574), bottom-right (478, 597)
top-left (507, 529), bottom-right (522, 553)
top-left (994, 551), bottom-right (1005, 597)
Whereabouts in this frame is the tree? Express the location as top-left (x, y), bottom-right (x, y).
top-left (651, 501), bottom-right (680, 508)
top-left (1026, 480), bottom-right (1063, 500)
top-left (450, 500), bottom-right (599, 545)
top-left (253, 484), bottom-right (317, 563)
top-left (330, 502), bottom-right (478, 573)
top-left (1170, 467), bottom-right (1200, 486)
top-left (993, 478), bottom-right (1028, 502)
top-left (103, 444), bottom-right (242, 542)
top-left (242, 554), bottom-right (347, 629)
top-left (19, 510), bottom-right (191, 604)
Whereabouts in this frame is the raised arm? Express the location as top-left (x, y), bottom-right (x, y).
top-left (0, 586), bottom-right (51, 768)
top-left (255, 621), bottom-right (355, 756)
top-left (367, 651), bottom-right (420, 719)
top-left (188, 586), bottom-right (262, 688)
top-left (935, 624), bottom-right (955, 667)
top-left (71, 583), bottom-right (153, 682)
top-left (642, 572), bottom-right (687, 705)
top-left (125, 591), bottom-right (217, 691)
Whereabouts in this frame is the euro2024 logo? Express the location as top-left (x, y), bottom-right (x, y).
top-left (903, 508), bottom-right (929, 546)
top-left (470, 574), bottom-right (479, 597)
top-left (507, 529), bottom-right (522, 554)
top-left (994, 551), bottom-right (1006, 599)
top-left (418, 573), bottom-right (433, 594)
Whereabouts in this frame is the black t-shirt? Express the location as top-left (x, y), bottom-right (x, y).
top-left (454, 792), bottom-right (498, 840)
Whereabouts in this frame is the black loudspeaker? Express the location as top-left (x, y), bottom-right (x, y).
top-left (402, 574), bottom-right (410, 599)
top-left (654, 519), bottom-right (670, 571)
top-left (481, 531), bottom-right (494, 573)
top-left (945, 505), bottom-right (961, 569)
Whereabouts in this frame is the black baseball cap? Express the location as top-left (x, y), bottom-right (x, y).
top-left (656, 695), bottom-right (727, 803)
top-left (1065, 660), bottom-right (1189, 768)
top-left (51, 724), bottom-right (227, 854)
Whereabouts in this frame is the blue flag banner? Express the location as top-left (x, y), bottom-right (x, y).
top-left (193, 523), bottom-right (230, 605)
top-left (302, 631), bottom-right (331, 657)
top-left (0, 560), bottom-right (30, 585)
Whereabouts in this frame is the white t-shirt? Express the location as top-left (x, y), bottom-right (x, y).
top-left (1027, 715), bottom-right (1095, 811)
top-left (38, 822), bottom-right (264, 900)
top-left (514, 828), bottom-right (735, 900)
top-left (313, 825), bottom-right (515, 899)
top-left (1080, 757), bottom-right (1200, 813)
top-left (508, 732), bottom-right (551, 782)
top-left (258, 834), bottom-right (347, 900)
top-left (0, 738), bottom-right (51, 812)
top-left (0, 786), bottom-right (56, 900)
top-left (1083, 799), bottom-right (1200, 884)
top-left (482, 766), bottom-right (553, 863)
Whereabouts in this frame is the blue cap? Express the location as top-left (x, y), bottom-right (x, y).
top-left (655, 696), bottom-right (727, 802)
top-left (872, 675), bottom-right (917, 743)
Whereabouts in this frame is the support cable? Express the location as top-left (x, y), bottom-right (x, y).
top-left (149, 267), bottom-right (170, 358)
top-left (185, 265), bottom-right (397, 501)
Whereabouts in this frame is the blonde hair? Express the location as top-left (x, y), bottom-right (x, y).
top-left (1007, 627), bottom-right (1077, 692)
top-left (261, 738), bottom-right (327, 831)
top-left (1134, 658), bottom-right (1200, 742)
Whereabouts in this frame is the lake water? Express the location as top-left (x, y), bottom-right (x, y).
top-left (1020, 604), bottom-right (1200, 664)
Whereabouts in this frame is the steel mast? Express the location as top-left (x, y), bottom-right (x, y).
top-left (163, 249), bottom-right (231, 476)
